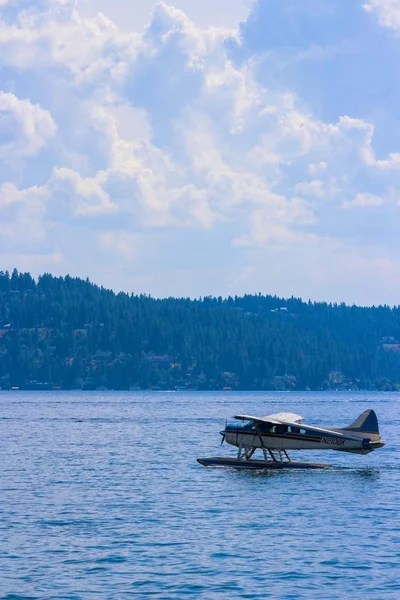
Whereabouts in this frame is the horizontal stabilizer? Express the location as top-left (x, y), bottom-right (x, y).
top-left (343, 409), bottom-right (379, 435)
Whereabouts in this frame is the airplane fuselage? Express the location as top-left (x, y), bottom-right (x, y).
top-left (224, 422), bottom-right (384, 454)
top-left (199, 410), bottom-right (384, 469)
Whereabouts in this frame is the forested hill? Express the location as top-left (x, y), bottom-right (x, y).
top-left (0, 269), bottom-right (399, 391)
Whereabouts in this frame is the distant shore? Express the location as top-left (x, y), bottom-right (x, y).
top-left (1, 270), bottom-right (399, 394)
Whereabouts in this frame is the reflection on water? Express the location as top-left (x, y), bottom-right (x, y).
top-left (232, 466), bottom-right (384, 483)
top-left (0, 390), bottom-right (398, 599)
top-left (333, 467), bottom-right (382, 482)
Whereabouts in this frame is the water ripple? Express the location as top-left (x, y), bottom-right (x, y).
top-left (0, 390), bottom-right (399, 599)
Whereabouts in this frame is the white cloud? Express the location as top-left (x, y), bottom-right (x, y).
top-left (343, 192), bottom-right (385, 208)
top-left (79, 0), bottom-right (250, 33)
top-left (294, 179), bottom-right (339, 200)
top-left (101, 230), bottom-right (138, 259)
top-left (374, 152), bottom-right (400, 169)
top-left (0, 182), bottom-right (48, 247)
top-left (48, 167), bottom-right (115, 216)
top-left (233, 195), bottom-right (315, 247)
top-left (364, 0), bottom-right (400, 30)
top-left (0, 92), bottom-right (56, 158)
top-left (0, 0), bottom-right (399, 303)
top-left (308, 161), bottom-right (327, 176)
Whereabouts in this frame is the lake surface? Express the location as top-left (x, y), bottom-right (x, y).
top-left (0, 391), bottom-right (399, 599)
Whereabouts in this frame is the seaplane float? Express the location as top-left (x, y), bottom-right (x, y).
top-left (197, 409), bottom-right (385, 470)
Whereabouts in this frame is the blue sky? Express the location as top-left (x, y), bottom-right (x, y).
top-left (1, 0), bottom-right (399, 304)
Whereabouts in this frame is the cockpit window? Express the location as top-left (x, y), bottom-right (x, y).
top-left (243, 421), bottom-right (257, 432)
top-left (268, 424), bottom-right (288, 434)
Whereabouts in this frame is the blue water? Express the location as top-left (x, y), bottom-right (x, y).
top-left (0, 391), bottom-right (399, 599)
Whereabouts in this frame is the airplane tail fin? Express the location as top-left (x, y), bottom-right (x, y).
top-left (343, 409), bottom-right (379, 435)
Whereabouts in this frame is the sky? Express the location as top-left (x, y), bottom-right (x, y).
top-left (0, 0), bottom-right (400, 305)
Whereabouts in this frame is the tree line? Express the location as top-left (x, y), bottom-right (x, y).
top-left (0, 269), bottom-right (399, 391)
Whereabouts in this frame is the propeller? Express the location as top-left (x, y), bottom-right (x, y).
top-left (220, 418), bottom-right (227, 445)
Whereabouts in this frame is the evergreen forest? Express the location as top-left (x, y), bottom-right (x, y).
top-left (0, 269), bottom-right (399, 391)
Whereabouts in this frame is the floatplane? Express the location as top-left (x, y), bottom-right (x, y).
top-left (197, 409), bottom-right (385, 470)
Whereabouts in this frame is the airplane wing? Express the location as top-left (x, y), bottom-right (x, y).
top-left (234, 414), bottom-right (281, 424)
top-left (234, 412), bottom-right (303, 425)
top-left (265, 412), bottom-right (303, 424)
